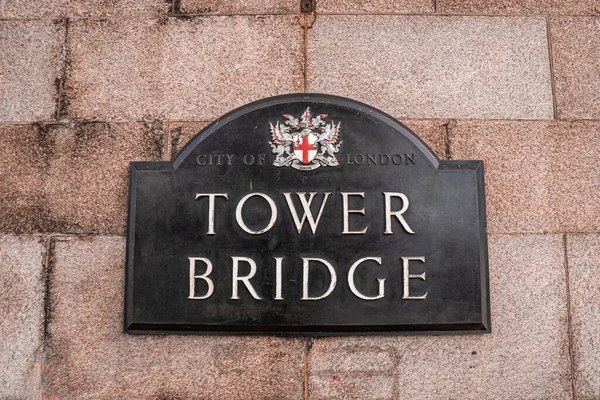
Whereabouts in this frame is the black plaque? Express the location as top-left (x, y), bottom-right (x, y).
top-left (125, 94), bottom-right (490, 335)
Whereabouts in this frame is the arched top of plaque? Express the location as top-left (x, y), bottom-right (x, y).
top-left (172, 93), bottom-right (441, 170)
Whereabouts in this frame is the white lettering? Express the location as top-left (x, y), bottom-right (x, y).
top-left (341, 192), bottom-right (368, 234)
top-left (274, 257), bottom-right (284, 300)
top-left (283, 192), bottom-right (331, 234)
top-left (348, 257), bottom-right (385, 300)
top-left (384, 192), bottom-right (415, 234)
top-left (302, 258), bottom-right (337, 300)
top-left (402, 256), bottom-right (427, 299)
top-left (194, 193), bottom-right (229, 235)
top-left (235, 192), bottom-right (278, 235)
top-left (188, 257), bottom-right (214, 299)
top-left (231, 257), bottom-right (262, 300)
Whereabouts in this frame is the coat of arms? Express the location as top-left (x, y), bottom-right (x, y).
top-left (269, 108), bottom-right (341, 171)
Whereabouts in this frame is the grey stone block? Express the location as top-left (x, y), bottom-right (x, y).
top-left (0, 235), bottom-right (45, 399)
top-left (0, 0), bottom-right (168, 18)
top-left (307, 16), bottom-right (554, 120)
top-left (0, 125), bottom-right (52, 233)
top-left (450, 120), bottom-right (600, 234)
top-left (0, 122), bottom-right (163, 234)
top-left (67, 16), bottom-right (303, 121)
top-left (311, 375), bottom-right (395, 399)
top-left (178, 0), bottom-right (297, 14)
top-left (0, 21), bottom-right (64, 123)
top-left (438, 0), bottom-right (599, 15)
top-left (567, 234), bottom-right (600, 399)
top-left (550, 17), bottom-right (600, 119)
top-left (317, 0), bottom-right (433, 13)
top-left (43, 122), bottom-right (163, 234)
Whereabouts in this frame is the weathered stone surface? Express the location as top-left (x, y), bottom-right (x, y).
top-left (45, 236), bottom-right (304, 399)
top-left (0, 122), bottom-right (163, 234)
top-left (67, 16), bottom-right (303, 121)
top-left (0, 21), bottom-right (63, 123)
top-left (167, 119), bottom-right (448, 161)
top-left (309, 235), bottom-right (571, 399)
top-left (450, 120), bottom-right (600, 234)
top-left (567, 234), bottom-right (600, 399)
top-left (0, 125), bottom-right (52, 233)
top-left (0, 235), bottom-right (44, 399)
top-left (317, 0), bottom-right (433, 13)
top-left (178, 0), bottom-right (297, 14)
top-left (0, 0), bottom-right (168, 19)
top-left (310, 342), bottom-right (396, 399)
top-left (438, 0), bottom-right (600, 15)
top-left (168, 121), bottom-right (211, 159)
top-left (307, 16), bottom-right (553, 120)
top-left (311, 375), bottom-right (395, 399)
top-left (311, 347), bottom-right (395, 372)
top-left (44, 122), bottom-right (163, 234)
top-left (550, 17), bottom-right (600, 120)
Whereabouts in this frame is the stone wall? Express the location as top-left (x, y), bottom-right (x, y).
top-left (1, 1), bottom-right (599, 399)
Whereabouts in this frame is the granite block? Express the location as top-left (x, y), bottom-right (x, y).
top-left (178, 0), bottom-right (297, 14)
top-left (438, 0), bottom-right (600, 15)
top-left (44, 236), bottom-right (304, 399)
top-left (307, 16), bottom-right (553, 120)
top-left (67, 16), bottom-right (303, 121)
top-left (311, 346), bottom-right (395, 372)
top-left (44, 122), bottom-right (163, 234)
top-left (0, 0), bottom-right (168, 18)
top-left (0, 125), bottom-right (53, 233)
top-left (0, 235), bottom-right (45, 399)
top-left (550, 17), bottom-right (600, 119)
top-left (0, 122), bottom-right (163, 234)
top-left (311, 375), bottom-right (395, 399)
top-left (317, 0), bottom-right (433, 13)
top-left (0, 20), bottom-right (64, 123)
top-left (309, 235), bottom-right (571, 399)
top-left (567, 234), bottom-right (600, 399)
top-left (450, 120), bottom-right (600, 234)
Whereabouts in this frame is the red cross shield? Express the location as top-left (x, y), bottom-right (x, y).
top-left (294, 133), bottom-right (318, 164)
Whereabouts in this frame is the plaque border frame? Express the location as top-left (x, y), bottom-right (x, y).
top-left (124, 93), bottom-right (491, 336)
